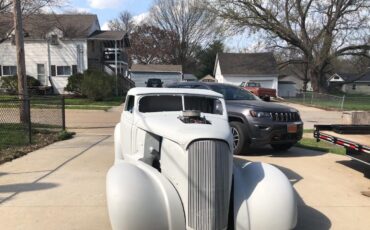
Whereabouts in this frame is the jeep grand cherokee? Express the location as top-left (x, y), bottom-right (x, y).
top-left (168, 82), bottom-right (303, 155)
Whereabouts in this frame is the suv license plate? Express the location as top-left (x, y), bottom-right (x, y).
top-left (287, 124), bottom-right (297, 133)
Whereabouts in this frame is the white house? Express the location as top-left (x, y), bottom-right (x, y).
top-left (328, 71), bottom-right (370, 95)
top-left (0, 14), bottom-right (130, 94)
top-left (214, 52), bottom-right (279, 92)
top-left (130, 64), bottom-right (182, 87)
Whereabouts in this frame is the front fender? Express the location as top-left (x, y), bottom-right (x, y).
top-left (106, 160), bottom-right (185, 230)
top-left (233, 159), bottom-right (297, 230)
top-left (114, 123), bottom-right (123, 164)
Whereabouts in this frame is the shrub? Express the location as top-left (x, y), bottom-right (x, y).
top-left (0, 75), bottom-right (40, 94)
top-left (64, 73), bottom-right (84, 95)
top-left (81, 70), bottom-right (114, 101)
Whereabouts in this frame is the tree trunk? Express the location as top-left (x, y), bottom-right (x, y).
top-left (309, 67), bottom-right (328, 93)
top-left (13, 0), bottom-right (29, 123)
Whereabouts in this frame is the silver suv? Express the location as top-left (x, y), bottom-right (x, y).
top-left (168, 82), bottom-right (303, 155)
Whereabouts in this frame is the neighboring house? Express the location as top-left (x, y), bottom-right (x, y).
top-left (328, 71), bottom-right (370, 95)
top-left (183, 73), bottom-right (197, 82)
top-left (0, 14), bottom-right (130, 94)
top-left (200, 75), bottom-right (216, 82)
top-left (130, 64), bottom-right (182, 87)
top-left (214, 52), bottom-right (279, 93)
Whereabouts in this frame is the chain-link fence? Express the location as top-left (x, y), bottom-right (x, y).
top-left (0, 96), bottom-right (65, 149)
top-left (285, 92), bottom-right (370, 111)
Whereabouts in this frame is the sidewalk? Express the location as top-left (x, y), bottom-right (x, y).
top-left (0, 107), bottom-right (122, 230)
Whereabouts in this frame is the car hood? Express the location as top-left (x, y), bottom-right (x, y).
top-left (226, 100), bottom-right (298, 112)
top-left (134, 112), bottom-right (233, 148)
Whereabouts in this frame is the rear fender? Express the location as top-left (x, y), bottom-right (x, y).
top-left (106, 160), bottom-right (185, 230)
top-left (233, 159), bottom-right (297, 230)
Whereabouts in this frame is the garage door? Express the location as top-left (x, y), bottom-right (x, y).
top-left (278, 82), bottom-right (297, 97)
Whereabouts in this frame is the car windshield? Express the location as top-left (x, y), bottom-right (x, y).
top-left (138, 95), bottom-right (223, 114)
top-left (209, 84), bottom-right (257, 101)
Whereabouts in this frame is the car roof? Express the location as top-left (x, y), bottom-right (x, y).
top-left (168, 81), bottom-right (237, 87)
top-left (127, 87), bottom-right (223, 98)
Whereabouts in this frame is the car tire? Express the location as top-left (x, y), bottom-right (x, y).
top-left (230, 121), bottom-right (249, 155)
top-left (271, 143), bottom-right (294, 151)
top-left (263, 96), bottom-right (270, 102)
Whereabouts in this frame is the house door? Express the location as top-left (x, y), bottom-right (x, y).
top-left (37, 64), bottom-right (47, 85)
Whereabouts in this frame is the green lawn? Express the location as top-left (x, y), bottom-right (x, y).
top-left (64, 97), bottom-right (124, 106)
top-left (295, 137), bottom-right (346, 155)
top-left (0, 124), bottom-right (29, 148)
top-left (287, 93), bottom-right (370, 111)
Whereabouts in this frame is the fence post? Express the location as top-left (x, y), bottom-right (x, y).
top-left (27, 98), bottom-right (31, 144)
top-left (340, 95), bottom-right (346, 110)
top-left (61, 96), bottom-right (66, 130)
top-left (311, 92), bottom-right (314, 105)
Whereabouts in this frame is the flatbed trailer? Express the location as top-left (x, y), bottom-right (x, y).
top-left (314, 125), bottom-right (370, 166)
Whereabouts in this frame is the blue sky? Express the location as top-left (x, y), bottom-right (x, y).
top-left (66, 0), bottom-right (153, 29)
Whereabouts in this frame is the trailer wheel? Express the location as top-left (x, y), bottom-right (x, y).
top-left (230, 121), bottom-right (250, 155)
top-left (271, 143), bottom-right (294, 151)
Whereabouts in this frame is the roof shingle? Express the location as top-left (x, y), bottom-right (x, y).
top-left (216, 52), bottom-right (278, 75)
top-left (131, 64), bottom-right (182, 73)
top-left (0, 14), bottom-right (98, 39)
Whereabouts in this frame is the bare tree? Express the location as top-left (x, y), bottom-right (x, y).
top-left (208, 0), bottom-right (370, 92)
top-left (0, 0), bottom-right (63, 43)
top-left (108, 11), bottom-right (134, 33)
top-left (130, 24), bottom-right (179, 65)
top-left (150, 0), bottom-right (222, 72)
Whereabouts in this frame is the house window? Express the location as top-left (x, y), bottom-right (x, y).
top-left (352, 84), bottom-right (356, 90)
top-left (334, 76), bottom-right (340, 80)
top-left (2, 66), bottom-right (17, 76)
top-left (50, 35), bottom-right (58, 45)
top-left (37, 64), bottom-right (46, 85)
top-left (51, 65), bottom-right (56, 76)
top-left (56, 66), bottom-right (71, 76)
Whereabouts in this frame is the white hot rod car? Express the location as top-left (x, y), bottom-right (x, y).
top-left (107, 88), bottom-right (297, 230)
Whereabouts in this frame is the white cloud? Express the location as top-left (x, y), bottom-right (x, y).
top-left (88, 0), bottom-right (122, 9)
top-left (74, 7), bottom-right (92, 14)
top-left (101, 21), bottom-right (110, 30)
top-left (132, 12), bottom-right (149, 25)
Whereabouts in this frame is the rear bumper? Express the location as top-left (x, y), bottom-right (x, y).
top-left (248, 122), bottom-right (303, 146)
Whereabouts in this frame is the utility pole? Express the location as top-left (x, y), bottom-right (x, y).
top-left (13, 0), bottom-right (29, 123)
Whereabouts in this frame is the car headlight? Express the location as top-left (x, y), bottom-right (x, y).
top-left (250, 110), bottom-right (271, 118)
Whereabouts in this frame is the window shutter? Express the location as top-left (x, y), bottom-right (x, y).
top-left (72, 65), bottom-right (77, 75)
top-left (51, 65), bottom-right (56, 76)
top-left (0, 65), bottom-right (2, 76)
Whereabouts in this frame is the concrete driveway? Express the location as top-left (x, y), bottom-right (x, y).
top-left (276, 102), bottom-right (345, 129)
top-left (0, 105), bottom-right (369, 230)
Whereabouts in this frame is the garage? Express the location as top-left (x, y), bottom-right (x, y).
top-left (278, 81), bottom-right (297, 97)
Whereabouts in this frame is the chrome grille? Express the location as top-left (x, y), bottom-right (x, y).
top-left (270, 112), bottom-right (300, 122)
top-left (188, 140), bottom-right (232, 230)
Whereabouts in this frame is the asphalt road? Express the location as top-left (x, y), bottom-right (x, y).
top-left (0, 104), bottom-right (369, 230)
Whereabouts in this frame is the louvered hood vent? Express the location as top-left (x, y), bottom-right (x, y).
top-left (188, 140), bottom-right (232, 230)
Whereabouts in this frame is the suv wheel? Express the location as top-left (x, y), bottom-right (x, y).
top-left (230, 121), bottom-right (249, 155)
top-left (271, 143), bottom-right (294, 151)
